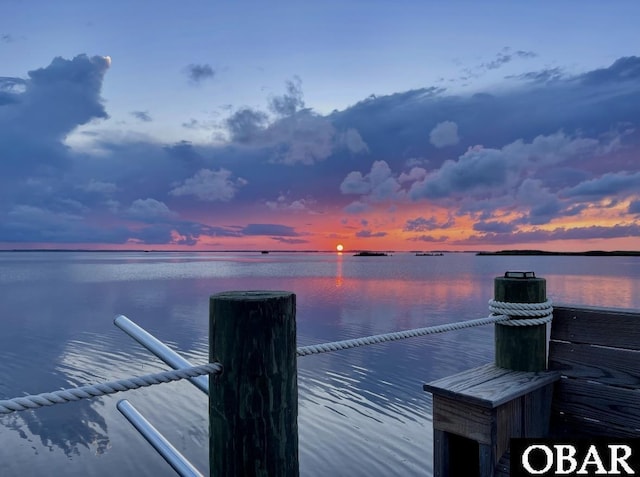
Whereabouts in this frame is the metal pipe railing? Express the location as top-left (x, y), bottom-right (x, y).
top-left (117, 399), bottom-right (204, 477)
top-left (114, 315), bottom-right (209, 395)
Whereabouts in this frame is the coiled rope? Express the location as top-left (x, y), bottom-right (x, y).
top-left (0, 363), bottom-right (222, 415)
top-left (488, 299), bottom-right (553, 326)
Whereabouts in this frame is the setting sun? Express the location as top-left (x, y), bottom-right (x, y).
top-left (336, 244), bottom-right (344, 252)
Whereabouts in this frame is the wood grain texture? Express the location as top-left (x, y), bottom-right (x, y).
top-left (433, 395), bottom-right (493, 445)
top-left (549, 340), bottom-right (640, 388)
top-left (552, 378), bottom-right (640, 436)
top-left (424, 363), bottom-right (559, 408)
top-left (209, 291), bottom-right (299, 477)
top-left (551, 305), bottom-right (640, 350)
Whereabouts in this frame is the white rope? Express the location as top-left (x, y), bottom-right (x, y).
top-left (489, 299), bottom-right (553, 326)
top-left (0, 363), bottom-right (222, 415)
top-left (296, 315), bottom-right (509, 357)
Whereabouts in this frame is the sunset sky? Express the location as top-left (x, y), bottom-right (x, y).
top-left (2, 1), bottom-right (640, 251)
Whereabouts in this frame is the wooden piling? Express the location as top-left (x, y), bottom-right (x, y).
top-left (494, 271), bottom-right (547, 372)
top-left (209, 291), bottom-right (299, 477)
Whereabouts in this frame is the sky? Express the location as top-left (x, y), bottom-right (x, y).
top-left (1, 1), bottom-right (640, 252)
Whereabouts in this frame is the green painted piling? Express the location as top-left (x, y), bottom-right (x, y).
top-left (494, 272), bottom-right (548, 372)
top-left (209, 291), bottom-right (299, 477)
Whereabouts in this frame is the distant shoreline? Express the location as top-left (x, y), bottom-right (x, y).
top-left (477, 250), bottom-right (640, 256)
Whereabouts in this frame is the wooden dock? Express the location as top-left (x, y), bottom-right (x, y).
top-left (424, 303), bottom-right (640, 477)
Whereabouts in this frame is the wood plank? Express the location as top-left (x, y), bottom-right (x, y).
top-left (433, 395), bottom-right (493, 445)
top-left (433, 429), bottom-right (449, 477)
top-left (552, 378), bottom-right (640, 434)
top-left (523, 384), bottom-right (554, 437)
top-left (549, 340), bottom-right (640, 388)
top-left (551, 306), bottom-right (640, 350)
top-left (497, 399), bottom-right (521, 463)
top-left (424, 364), bottom-right (559, 408)
top-left (551, 413), bottom-right (640, 439)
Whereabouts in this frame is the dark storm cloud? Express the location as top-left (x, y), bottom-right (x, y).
top-left (131, 110), bottom-right (152, 122)
top-left (186, 63), bottom-right (215, 83)
top-left (241, 224), bottom-right (301, 237)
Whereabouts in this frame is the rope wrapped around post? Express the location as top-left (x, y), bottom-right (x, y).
top-left (488, 299), bottom-right (553, 326)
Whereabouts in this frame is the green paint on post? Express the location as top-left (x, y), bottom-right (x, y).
top-left (209, 291), bottom-right (299, 477)
top-left (494, 272), bottom-right (548, 372)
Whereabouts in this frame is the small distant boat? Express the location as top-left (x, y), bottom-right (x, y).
top-left (416, 252), bottom-right (443, 256)
top-left (261, 251), bottom-right (269, 254)
top-left (354, 251), bottom-right (388, 257)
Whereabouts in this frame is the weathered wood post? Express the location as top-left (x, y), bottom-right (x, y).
top-left (424, 271), bottom-right (559, 477)
top-left (494, 271), bottom-right (547, 371)
top-left (209, 291), bottom-right (299, 477)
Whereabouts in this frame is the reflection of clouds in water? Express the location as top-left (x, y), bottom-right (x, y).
top-left (0, 333), bottom-right (123, 458)
top-left (12, 401), bottom-right (110, 457)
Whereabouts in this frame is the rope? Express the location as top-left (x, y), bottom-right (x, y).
top-left (296, 314), bottom-right (509, 357)
top-left (0, 300), bottom-right (553, 413)
top-left (0, 363), bottom-right (222, 416)
top-left (488, 299), bottom-right (553, 327)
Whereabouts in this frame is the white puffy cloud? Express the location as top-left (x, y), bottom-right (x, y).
top-left (170, 168), bottom-right (247, 202)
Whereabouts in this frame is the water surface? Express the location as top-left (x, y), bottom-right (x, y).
top-left (0, 251), bottom-right (638, 476)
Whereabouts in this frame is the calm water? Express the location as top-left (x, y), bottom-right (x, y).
top-left (0, 251), bottom-right (639, 476)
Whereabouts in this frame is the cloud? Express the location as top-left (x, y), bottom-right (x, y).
top-left (409, 132), bottom-right (602, 200)
top-left (407, 235), bottom-right (448, 242)
top-left (241, 224), bottom-right (300, 236)
top-left (343, 201), bottom-right (372, 214)
top-left (271, 237), bottom-right (310, 244)
top-left (472, 220), bottom-right (516, 233)
top-left (481, 48), bottom-right (537, 71)
top-left (629, 200), bottom-right (640, 214)
top-left (226, 108), bottom-right (269, 143)
top-left (78, 179), bottom-right (118, 194)
top-left (355, 229), bottom-right (387, 238)
top-left (186, 63), bottom-right (215, 83)
top-left (269, 76), bottom-right (304, 117)
top-left (131, 110), bottom-right (152, 122)
top-left (404, 216), bottom-right (454, 232)
top-left (340, 128), bottom-right (369, 154)
top-left (0, 54), bottom-right (110, 177)
top-left (169, 168), bottom-right (247, 201)
top-left (125, 198), bottom-right (177, 222)
top-left (265, 194), bottom-right (317, 213)
top-left (429, 121), bottom-right (459, 148)
top-left (457, 224), bottom-right (640, 245)
top-left (564, 171), bottom-right (640, 199)
top-left (340, 160), bottom-right (401, 201)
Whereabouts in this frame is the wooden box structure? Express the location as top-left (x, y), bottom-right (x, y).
top-left (424, 364), bottom-right (558, 477)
